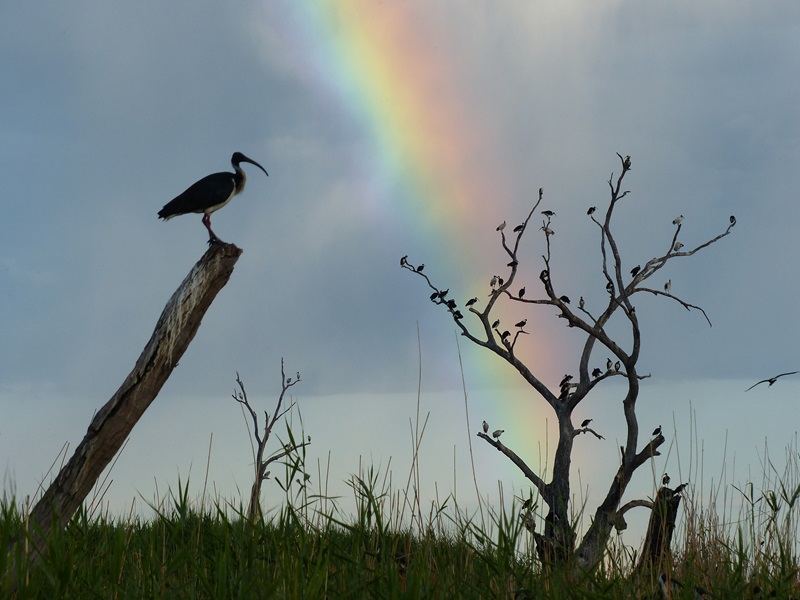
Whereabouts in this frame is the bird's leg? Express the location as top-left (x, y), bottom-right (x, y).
top-left (202, 213), bottom-right (223, 244)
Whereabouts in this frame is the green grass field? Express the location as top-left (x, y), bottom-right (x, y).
top-left (3, 448), bottom-right (800, 599)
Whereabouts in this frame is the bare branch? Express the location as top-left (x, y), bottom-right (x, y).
top-left (477, 432), bottom-right (548, 500)
top-left (574, 426), bottom-right (605, 441)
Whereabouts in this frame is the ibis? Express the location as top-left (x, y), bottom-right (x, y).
top-left (158, 152), bottom-right (268, 243)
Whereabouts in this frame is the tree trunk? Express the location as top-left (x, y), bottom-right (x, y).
top-left (9, 242), bottom-right (243, 561)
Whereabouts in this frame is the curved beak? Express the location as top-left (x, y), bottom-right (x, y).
top-left (239, 154), bottom-right (269, 177)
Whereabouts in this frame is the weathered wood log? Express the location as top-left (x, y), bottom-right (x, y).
top-left (10, 242), bottom-right (243, 559)
top-left (635, 486), bottom-right (682, 574)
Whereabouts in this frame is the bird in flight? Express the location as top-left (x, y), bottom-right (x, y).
top-left (745, 371), bottom-right (799, 392)
top-left (158, 152), bottom-right (268, 244)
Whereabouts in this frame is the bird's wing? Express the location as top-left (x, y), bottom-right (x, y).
top-left (775, 371), bottom-right (799, 379)
top-left (158, 172), bottom-right (236, 218)
top-left (745, 380), bottom-right (768, 392)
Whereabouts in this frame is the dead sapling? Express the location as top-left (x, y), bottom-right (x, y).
top-left (233, 358), bottom-right (311, 521)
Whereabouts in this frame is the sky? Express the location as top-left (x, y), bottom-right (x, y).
top-left (2, 1), bottom-right (800, 547)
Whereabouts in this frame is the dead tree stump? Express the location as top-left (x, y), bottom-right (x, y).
top-left (635, 486), bottom-right (682, 574)
top-left (8, 242), bottom-right (243, 561)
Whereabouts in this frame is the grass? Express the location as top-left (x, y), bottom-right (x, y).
top-left (3, 444), bottom-right (800, 599)
top-left (4, 355), bottom-right (800, 597)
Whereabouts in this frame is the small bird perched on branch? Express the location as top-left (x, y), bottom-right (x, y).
top-left (664, 279), bottom-right (672, 293)
top-left (652, 425), bottom-right (662, 437)
top-left (492, 429), bottom-right (504, 439)
top-left (745, 371), bottom-right (799, 391)
top-left (496, 221), bottom-right (506, 231)
top-left (482, 420), bottom-right (489, 433)
top-left (581, 419), bottom-right (592, 428)
top-left (672, 215), bottom-right (684, 225)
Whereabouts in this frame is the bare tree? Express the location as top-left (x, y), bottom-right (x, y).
top-left (402, 154), bottom-right (734, 569)
top-left (233, 359), bottom-right (310, 521)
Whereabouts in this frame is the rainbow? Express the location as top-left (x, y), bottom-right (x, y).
top-left (260, 4), bottom-right (566, 472)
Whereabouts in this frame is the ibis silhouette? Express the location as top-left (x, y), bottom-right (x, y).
top-left (158, 152), bottom-right (268, 243)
